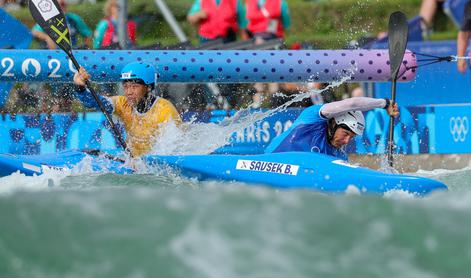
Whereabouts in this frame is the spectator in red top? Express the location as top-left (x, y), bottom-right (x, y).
top-left (187, 0), bottom-right (248, 43)
top-left (93, 0), bottom-right (137, 49)
top-left (246, 0), bottom-right (291, 108)
top-left (245, 0), bottom-right (291, 44)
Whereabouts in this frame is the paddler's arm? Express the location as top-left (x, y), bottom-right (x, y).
top-left (320, 97), bottom-right (398, 119)
top-left (73, 67), bottom-right (114, 114)
top-left (458, 1), bottom-right (471, 73)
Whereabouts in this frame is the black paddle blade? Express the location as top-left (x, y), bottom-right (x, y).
top-left (28, 0), bottom-right (72, 55)
top-left (388, 11), bottom-right (409, 80)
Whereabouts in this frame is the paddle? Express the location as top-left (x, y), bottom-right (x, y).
top-left (81, 149), bottom-right (127, 163)
top-left (28, 0), bottom-right (128, 152)
top-left (387, 11), bottom-right (408, 167)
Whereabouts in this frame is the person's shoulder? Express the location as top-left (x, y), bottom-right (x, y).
top-left (94, 19), bottom-right (109, 33)
top-left (297, 104), bottom-right (325, 122)
top-left (158, 97), bottom-right (177, 108)
top-left (112, 95), bottom-right (126, 105)
top-left (66, 12), bottom-right (82, 20)
top-left (303, 104), bottom-right (323, 115)
top-left (32, 23), bottom-right (42, 32)
top-left (96, 19), bottom-right (109, 27)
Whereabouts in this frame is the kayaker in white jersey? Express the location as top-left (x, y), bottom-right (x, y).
top-left (265, 97), bottom-right (400, 160)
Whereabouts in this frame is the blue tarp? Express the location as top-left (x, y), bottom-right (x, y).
top-left (373, 40), bottom-right (471, 106)
top-left (0, 8), bottom-right (32, 108)
top-left (444, 0), bottom-right (469, 28)
top-left (0, 105), bottom-right (470, 155)
top-left (0, 8), bottom-right (32, 49)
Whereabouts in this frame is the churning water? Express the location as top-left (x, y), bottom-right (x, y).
top-left (1, 161), bottom-right (470, 278)
top-left (1, 84), bottom-right (470, 277)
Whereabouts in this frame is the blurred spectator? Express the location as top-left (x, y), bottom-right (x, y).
top-left (13, 84), bottom-right (39, 113)
top-left (32, 0), bottom-right (92, 49)
top-left (94, 0), bottom-right (137, 97)
top-left (252, 82), bottom-right (278, 108)
top-left (245, 0), bottom-right (291, 44)
top-left (457, 1), bottom-right (471, 73)
top-left (308, 83), bottom-right (325, 105)
top-left (187, 0), bottom-right (248, 43)
top-left (93, 0), bottom-right (137, 49)
top-left (351, 86), bottom-right (364, 97)
top-left (247, 0), bottom-right (291, 108)
top-left (270, 83), bottom-right (321, 108)
top-left (30, 0), bottom-right (92, 113)
top-left (419, 0), bottom-right (445, 32)
top-left (186, 1), bottom-right (249, 111)
top-left (0, 0), bottom-right (23, 11)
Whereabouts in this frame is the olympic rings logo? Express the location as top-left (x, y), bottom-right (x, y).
top-left (449, 116), bottom-right (469, 142)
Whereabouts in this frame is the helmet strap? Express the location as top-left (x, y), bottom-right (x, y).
top-left (136, 93), bottom-right (157, 114)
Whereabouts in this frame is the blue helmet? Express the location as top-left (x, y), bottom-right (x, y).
top-left (120, 62), bottom-right (155, 85)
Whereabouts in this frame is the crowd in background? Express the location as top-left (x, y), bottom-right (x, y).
top-left (0, 0), bottom-right (450, 115)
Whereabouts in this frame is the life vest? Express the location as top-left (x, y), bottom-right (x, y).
top-left (199, 0), bottom-right (238, 40)
top-left (101, 17), bottom-right (137, 47)
top-left (246, 0), bottom-right (284, 38)
top-left (111, 96), bottom-right (182, 157)
top-left (265, 105), bottom-right (347, 160)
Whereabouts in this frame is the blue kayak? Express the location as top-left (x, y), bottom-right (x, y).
top-left (0, 150), bottom-right (132, 177)
top-left (0, 150), bottom-right (447, 195)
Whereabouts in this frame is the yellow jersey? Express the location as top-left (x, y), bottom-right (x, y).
top-left (111, 96), bottom-right (182, 157)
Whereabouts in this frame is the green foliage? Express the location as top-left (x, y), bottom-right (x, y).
top-left (8, 0), bottom-right (457, 49)
top-left (285, 0), bottom-right (455, 48)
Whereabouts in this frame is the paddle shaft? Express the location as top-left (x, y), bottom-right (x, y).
top-left (386, 11), bottom-right (408, 168)
top-left (387, 80), bottom-right (397, 167)
top-left (68, 54), bottom-right (128, 151)
top-left (28, 0), bottom-right (128, 153)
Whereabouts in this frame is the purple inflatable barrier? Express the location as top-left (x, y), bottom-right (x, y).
top-left (0, 49), bottom-right (416, 83)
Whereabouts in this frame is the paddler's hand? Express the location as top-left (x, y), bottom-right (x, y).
top-left (45, 37), bottom-right (57, 50)
top-left (73, 67), bottom-right (90, 87)
top-left (387, 102), bottom-right (400, 118)
top-left (457, 59), bottom-right (467, 73)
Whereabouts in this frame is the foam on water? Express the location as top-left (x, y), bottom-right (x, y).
top-left (414, 166), bottom-right (471, 192)
top-left (1, 170), bottom-right (471, 277)
top-left (0, 168), bottom-right (69, 196)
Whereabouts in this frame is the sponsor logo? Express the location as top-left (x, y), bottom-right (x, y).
top-left (22, 59), bottom-right (41, 77)
top-left (449, 116), bottom-right (468, 142)
top-left (121, 72), bottom-right (132, 79)
top-left (236, 159), bottom-right (299, 176)
top-left (32, 0), bottom-right (60, 21)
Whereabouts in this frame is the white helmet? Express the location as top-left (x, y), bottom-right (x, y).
top-left (334, 111), bottom-right (365, 136)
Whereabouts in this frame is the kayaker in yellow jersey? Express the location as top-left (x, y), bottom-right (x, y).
top-left (73, 62), bottom-right (182, 157)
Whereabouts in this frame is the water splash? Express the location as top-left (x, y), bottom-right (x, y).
top-left (150, 76), bottom-right (353, 156)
